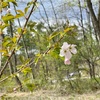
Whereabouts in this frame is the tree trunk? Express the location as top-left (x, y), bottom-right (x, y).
top-left (0, 35), bottom-right (2, 68)
top-left (86, 0), bottom-right (100, 40)
top-left (78, 0), bottom-right (86, 40)
top-left (8, 19), bottom-right (23, 90)
top-left (9, 59), bottom-right (22, 90)
top-left (98, 0), bottom-right (100, 27)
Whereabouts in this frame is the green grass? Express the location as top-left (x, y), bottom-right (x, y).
top-left (0, 90), bottom-right (100, 100)
top-left (0, 76), bottom-right (100, 100)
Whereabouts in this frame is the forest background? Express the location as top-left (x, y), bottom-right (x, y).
top-left (0, 0), bottom-right (100, 99)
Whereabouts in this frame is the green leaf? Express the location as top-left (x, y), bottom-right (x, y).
top-left (23, 78), bottom-right (30, 83)
top-left (27, 1), bottom-right (33, 6)
top-left (15, 45), bottom-right (22, 51)
top-left (24, 6), bottom-right (30, 14)
top-left (0, 50), bottom-right (7, 53)
top-left (17, 27), bottom-right (22, 33)
top-left (34, 53), bottom-right (41, 65)
top-left (64, 27), bottom-right (73, 33)
top-left (28, 21), bottom-right (37, 28)
top-left (15, 14), bottom-right (23, 19)
top-left (31, 29), bottom-right (38, 34)
top-left (50, 46), bottom-right (60, 58)
top-left (15, 10), bottom-right (24, 18)
top-left (22, 67), bottom-right (32, 75)
top-left (12, 36), bottom-right (17, 43)
top-left (26, 83), bottom-right (36, 92)
top-left (3, 41), bottom-right (10, 47)
top-left (24, 58), bottom-right (30, 65)
top-left (60, 26), bottom-right (77, 37)
top-left (7, 0), bottom-right (15, 2)
top-left (2, 14), bottom-right (14, 22)
top-left (0, 24), bottom-right (9, 30)
top-left (16, 10), bottom-right (24, 15)
top-left (2, 2), bottom-right (8, 8)
top-left (7, 0), bottom-right (17, 6)
top-left (16, 65), bottom-right (23, 70)
top-left (19, 55), bottom-right (25, 63)
top-left (49, 31), bottom-right (60, 40)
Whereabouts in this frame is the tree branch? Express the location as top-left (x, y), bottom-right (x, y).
top-left (0, 0), bottom-right (37, 78)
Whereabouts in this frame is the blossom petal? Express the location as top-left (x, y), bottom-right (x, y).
top-left (65, 51), bottom-right (72, 59)
top-left (59, 49), bottom-right (65, 57)
top-left (64, 58), bottom-right (71, 65)
top-left (70, 47), bottom-right (77, 54)
top-left (61, 42), bottom-right (70, 49)
top-left (71, 44), bottom-right (76, 47)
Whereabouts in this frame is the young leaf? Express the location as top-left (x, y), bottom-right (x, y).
top-left (2, 14), bottom-right (14, 22)
top-left (19, 55), bottom-right (25, 63)
top-left (34, 53), bottom-right (41, 65)
top-left (17, 27), bottom-right (22, 33)
top-left (0, 50), bottom-right (7, 53)
top-left (49, 31), bottom-right (60, 40)
top-left (16, 10), bottom-right (24, 15)
top-left (2, 2), bottom-right (8, 8)
top-left (12, 36), bottom-right (17, 43)
top-left (64, 27), bottom-right (73, 33)
top-left (0, 24), bottom-right (9, 30)
top-left (7, 0), bottom-right (17, 6)
top-left (22, 67), bottom-right (32, 75)
top-left (24, 6), bottom-right (30, 14)
top-left (15, 10), bottom-right (24, 18)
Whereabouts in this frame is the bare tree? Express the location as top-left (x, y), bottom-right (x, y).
top-left (86, 0), bottom-right (100, 40)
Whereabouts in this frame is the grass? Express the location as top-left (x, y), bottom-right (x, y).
top-left (0, 90), bottom-right (100, 100)
top-left (0, 75), bottom-right (100, 100)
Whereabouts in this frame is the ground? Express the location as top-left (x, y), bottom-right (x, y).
top-left (0, 90), bottom-right (100, 100)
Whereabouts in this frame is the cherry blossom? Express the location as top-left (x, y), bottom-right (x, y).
top-left (60, 42), bottom-right (77, 65)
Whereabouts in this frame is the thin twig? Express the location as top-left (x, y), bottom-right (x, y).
top-left (0, 30), bottom-right (65, 83)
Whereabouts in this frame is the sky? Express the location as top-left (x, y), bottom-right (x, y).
top-left (1, 0), bottom-right (98, 26)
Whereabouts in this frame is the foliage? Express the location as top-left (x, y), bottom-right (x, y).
top-left (0, 0), bottom-right (100, 96)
